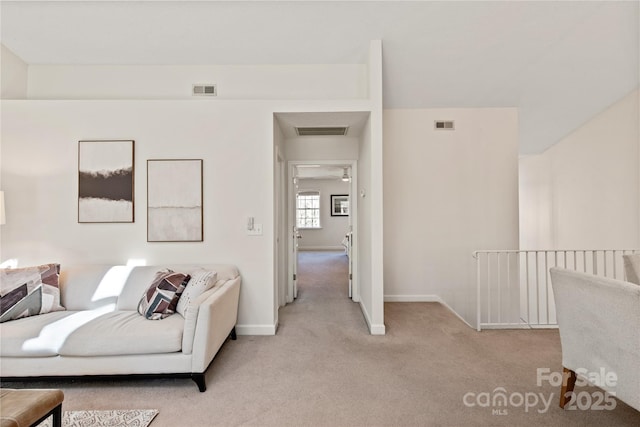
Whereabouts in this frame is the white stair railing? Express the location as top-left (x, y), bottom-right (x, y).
top-left (473, 249), bottom-right (639, 331)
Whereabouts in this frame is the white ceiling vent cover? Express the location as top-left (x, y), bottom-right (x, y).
top-left (434, 120), bottom-right (455, 130)
top-left (295, 126), bottom-right (349, 136)
top-left (192, 84), bottom-right (217, 96)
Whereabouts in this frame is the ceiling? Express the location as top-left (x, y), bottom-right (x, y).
top-left (1, 1), bottom-right (638, 154)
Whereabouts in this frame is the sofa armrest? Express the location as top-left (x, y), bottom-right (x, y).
top-left (550, 268), bottom-right (640, 410)
top-left (189, 276), bottom-right (241, 373)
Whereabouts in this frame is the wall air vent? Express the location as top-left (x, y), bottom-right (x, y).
top-left (295, 126), bottom-right (349, 136)
top-left (192, 84), bottom-right (217, 96)
top-left (434, 120), bottom-right (455, 130)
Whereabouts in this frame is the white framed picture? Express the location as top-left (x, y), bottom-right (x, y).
top-left (147, 159), bottom-right (203, 242)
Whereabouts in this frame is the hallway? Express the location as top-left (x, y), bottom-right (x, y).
top-left (278, 250), bottom-right (367, 335)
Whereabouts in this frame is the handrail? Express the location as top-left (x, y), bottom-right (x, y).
top-left (472, 249), bottom-right (640, 258)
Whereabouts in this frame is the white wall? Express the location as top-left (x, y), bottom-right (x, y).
top-left (354, 40), bottom-right (385, 335)
top-left (297, 179), bottom-right (350, 250)
top-left (1, 44), bottom-right (28, 99)
top-left (27, 65), bottom-right (367, 100)
top-left (273, 118), bottom-right (287, 312)
top-left (284, 136), bottom-right (360, 161)
top-left (0, 101), bottom-right (274, 334)
top-left (2, 40), bottom-right (386, 335)
top-left (357, 116), bottom-right (374, 327)
top-left (0, 99), bottom-right (374, 336)
top-left (519, 154), bottom-right (553, 249)
top-left (519, 89), bottom-right (640, 250)
top-left (383, 107), bottom-right (520, 328)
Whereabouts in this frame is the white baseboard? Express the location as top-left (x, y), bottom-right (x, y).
top-left (383, 295), bottom-right (475, 329)
top-left (437, 299), bottom-right (475, 329)
top-left (384, 295), bottom-right (441, 302)
top-left (299, 246), bottom-right (344, 251)
top-left (359, 301), bottom-right (386, 335)
top-left (235, 324), bottom-right (277, 336)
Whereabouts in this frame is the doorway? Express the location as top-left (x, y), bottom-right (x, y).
top-left (273, 111), bottom-right (371, 332)
top-left (289, 161), bottom-right (357, 304)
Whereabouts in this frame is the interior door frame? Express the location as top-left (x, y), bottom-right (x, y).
top-left (287, 159), bottom-right (359, 303)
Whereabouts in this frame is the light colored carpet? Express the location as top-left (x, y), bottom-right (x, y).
top-left (6, 251), bottom-right (640, 426)
top-left (40, 409), bottom-right (158, 427)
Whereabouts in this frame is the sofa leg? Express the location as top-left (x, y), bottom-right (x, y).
top-left (230, 327), bottom-right (237, 340)
top-left (52, 403), bottom-right (63, 427)
top-left (559, 367), bottom-right (577, 409)
top-left (192, 373), bottom-right (206, 392)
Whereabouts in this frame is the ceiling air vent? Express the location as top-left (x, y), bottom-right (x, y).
top-left (434, 120), bottom-right (455, 130)
top-left (192, 84), bottom-right (217, 96)
top-left (295, 126), bottom-right (349, 136)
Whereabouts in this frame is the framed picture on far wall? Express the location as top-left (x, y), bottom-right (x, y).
top-left (78, 140), bottom-right (134, 223)
top-left (331, 194), bottom-right (349, 216)
top-left (147, 159), bottom-right (203, 242)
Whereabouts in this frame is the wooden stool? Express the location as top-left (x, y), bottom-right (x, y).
top-left (0, 389), bottom-right (64, 427)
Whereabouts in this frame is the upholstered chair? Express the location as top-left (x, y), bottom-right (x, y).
top-left (623, 253), bottom-right (640, 285)
top-left (550, 268), bottom-right (640, 412)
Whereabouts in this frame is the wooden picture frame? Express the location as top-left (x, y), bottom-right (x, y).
top-left (78, 140), bottom-right (135, 223)
top-left (147, 159), bottom-right (203, 242)
top-left (330, 194), bottom-right (349, 216)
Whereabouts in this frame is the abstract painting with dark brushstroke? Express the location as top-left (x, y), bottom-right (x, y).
top-left (78, 140), bottom-right (134, 223)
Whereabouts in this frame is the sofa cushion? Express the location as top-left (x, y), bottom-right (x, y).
top-left (0, 264), bottom-right (65, 323)
top-left (137, 270), bottom-right (190, 320)
top-left (58, 311), bottom-right (184, 356)
top-left (60, 265), bottom-right (130, 310)
top-left (176, 269), bottom-right (217, 317)
top-left (0, 311), bottom-right (79, 357)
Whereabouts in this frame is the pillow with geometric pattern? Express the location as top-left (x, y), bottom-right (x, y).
top-left (137, 269), bottom-right (191, 320)
top-left (176, 269), bottom-right (217, 317)
top-left (0, 263), bottom-right (66, 323)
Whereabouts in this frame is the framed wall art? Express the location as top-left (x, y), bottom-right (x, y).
top-left (147, 159), bottom-right (203, 242)
top-left (331, 194), bottom-right (349, 216)
top-left (78, 140), bottom-right (135, 223)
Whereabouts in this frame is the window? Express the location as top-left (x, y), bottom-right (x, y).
top-left (296, 191), bottom-right (320, 228)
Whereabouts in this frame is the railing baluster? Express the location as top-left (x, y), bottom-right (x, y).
top-left (476, 252), bottom-right (481, 331)
top-left (613, 250), bottom-right (617, 279)
top-left (544, 251), bottom-right (549, 325)
top-left (487, 253), bottom-right (491, 325)
top-left (535, 251), bottom-right (540, 326)
top-left (497, 253), bottom-right (501, 324)
top-left (525, 252), bottom-right (530, 325)
top-left (506, 252), bottom-right (511, 324)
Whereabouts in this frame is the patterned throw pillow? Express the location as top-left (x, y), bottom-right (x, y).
top-left (137, 269), bottom-right (191, 320)
top-left (176, 269), bottom-right (217, 317)
top-left (0, 263), bottom-right (66, 323)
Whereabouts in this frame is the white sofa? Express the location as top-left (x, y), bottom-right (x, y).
top-left (550, 267), bottom-right (640, 411)
top-left (0, 264), bottom-right (241, 392)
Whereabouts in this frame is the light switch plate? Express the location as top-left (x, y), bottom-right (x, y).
top-left (247, 224), bottom-right (263, 236)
